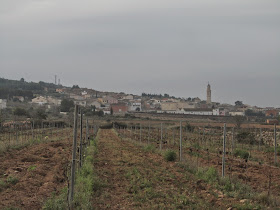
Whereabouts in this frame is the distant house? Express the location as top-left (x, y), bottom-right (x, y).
top-left (178, 102), bottom-right (196, 109)
top-left (192, 97), bottom-right (201, 103)
top-left (56, 88), bottom-right (64, 93)
top-left (157, 108), bottom-right (212, 115)
top-left (81, 91), bottom-right (88, 96)
top-left (161, 102), bottom-right (178, 111)
top-left (47, 97), bottom-right (62, 106)
top-left (0, 99), bottom-right (7, 109)
top-left (129, 101), bottom-right (142, 112)
top-left (122, 95), bottom-right (134, 100)
top-left (183, 109), bottom-right (212, 116)
top-left (266, 119), bottom-right (279, 125)
top-left (74, 100), bottom-right (87, 107)
top-left (32, 96), bottom-right (47, 105)
top-left (13, 96), bottom-right (24, 102)
top-left (87, 100), bottom-right (102, 109)
top-left (99, 96), bottom-right (118, 105)
top-left (265, 109), bottom-right (278, 118)
top-left (229, 111), bottom-right (245, 116)
top-left (103, 109), bottom-right (111, 115)
top-left (69, 93), bottom-right (84, 100)
top-left (111, 103), bottom-right (128, 115)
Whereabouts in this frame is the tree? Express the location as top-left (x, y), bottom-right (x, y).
top-left (20, 78), bottom-right (25, 83)
top-left (72, 85), bottom-right (80, 89)
top-left (60, 99), bottom-right (74, 112)
top-left (110, 107), bottom-right (113, 115)
top-left (234, 115), bottom-right (245, 129)
top-left (235, 101), bottom-right (243, 107)
top-left (35, 109), bottom-right (47, 120)
top-left (97, 110), bottom-right (104, 117)
top-left (136, 107), bottom-right (140, 112)
top-left (245, 109), bottom-right (265, 117)
top-left (13, 108), bottom-right (28, 116)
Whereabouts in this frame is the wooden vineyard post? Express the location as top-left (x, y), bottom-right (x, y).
top-left (259, 128), bottom-right (262, 151)
top-left (148, 122), bottom-right (150, 144)
top-left (69, 105), bottom-right (79, 205)
top-left (86, 119), bottom-right (90, 145)
top-left (140, 123), bottom-right (142, 143)
top-left (160, 123), bottom-right (163, 151)
top-left (173, 127), bottom-right (175, 145)
top-left (232, 127), bottom-right (234, 152)
top-left (274, 124), bottom-right (277, 165)
top-left (79, 109), bottom-right (83, 168)
top-left (180, 121), bottom-right (182, 161)
top-left (222, 123), bottom-right (226, 177)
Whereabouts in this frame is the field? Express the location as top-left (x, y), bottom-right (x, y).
top-left (0, 117), bottom-right (279, 209)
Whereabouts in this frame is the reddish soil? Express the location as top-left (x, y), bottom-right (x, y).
top-left (0, 138), bottom-right (72, 209)
top-left (191, 149), bottom-right (280, 197)
top-left (119, 128), bottom-right (280, 199)
top-left (92, 129), bottom-right (243, 209)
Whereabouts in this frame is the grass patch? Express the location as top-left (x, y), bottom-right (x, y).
top-left (234, 149), bottom-right (249, 160)
top-left (43, 132), bottom-right (100, 210)
top-left (164, 150), bottom-right (177, 162)
top-left (0, 179), bottom-right (8, 192)
top-left (28, 165), bottom-right (37, 171)
top-left (265, 146), bottom-right (280, 155)
top-left (143, 144), bottom-right (156, 153)
top-left (42, 187), bottom-right (68, 210)
top-left (6, 176), bottom-right (19, 185)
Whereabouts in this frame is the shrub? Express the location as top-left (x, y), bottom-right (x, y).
top-left (164, 150), bottom-right (177, 162)
top-left (234, 149), bottom-right (249, 160)
top-left (6, 176), bottom-right (18, 185)
top-left (0, 180), bottom-right (7, 192)
top-left (204, 167), bottom-right (218, 183)
top-left (144, 145), bottom-right (156, 152)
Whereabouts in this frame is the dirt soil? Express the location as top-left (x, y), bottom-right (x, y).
top-left (92, 129), bottom-right (244, 209)
top-left (0, 138), bottom-right (72, 209)
top-left (120, 128), bottom-right (280, 198)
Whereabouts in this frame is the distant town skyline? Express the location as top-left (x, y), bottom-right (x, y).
top-left (1, 75), bottom-right (278, 109)
top-left (1, 0), bottom-right (279, 107)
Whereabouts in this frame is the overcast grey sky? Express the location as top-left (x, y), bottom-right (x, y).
top-left (1, 0), bottom-right (280, 107)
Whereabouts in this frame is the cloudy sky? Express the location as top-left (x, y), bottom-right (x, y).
top-left (1, 0), bottom-right (280, 107)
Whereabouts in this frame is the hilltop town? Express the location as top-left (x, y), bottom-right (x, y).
top-left (0, 77), bottom-right (279, 124)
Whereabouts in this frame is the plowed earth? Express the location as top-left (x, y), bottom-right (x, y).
top-left (0, 138), bottom-right (72, 209)
top-left (92, 129), bottom-right (243, 209)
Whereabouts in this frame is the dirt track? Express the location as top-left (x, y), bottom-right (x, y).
top-left (92, 129), bottom-right (242, 209)
top-left (0, 138), bottom-right (72, 209)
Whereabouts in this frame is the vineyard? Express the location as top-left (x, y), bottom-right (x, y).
top-left (0, 110), bottom-right (280, 209)
top-left (115, 121), bottom-right (280, 198)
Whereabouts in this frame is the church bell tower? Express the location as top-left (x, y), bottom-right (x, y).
top-left (207, 83), bottom-right (211, 104)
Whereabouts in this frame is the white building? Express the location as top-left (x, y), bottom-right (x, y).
top-left (183, 109), bottom-right (213, 116)
top-left (87, 100), bottom-right (102, 108)
top-left (122, 95), bottom-right (134, 100)
top-left (129, 101), bottom-right (142, 112)
top-left (229, 111), bottom-right (245, 116)
top-left (213, 108), bottom-right (227, 116)
top-left (158, 109), bottom-right (213, 116)
top-left (0, 99), bottom-right (7, 109)
top-left (74, 100), bottom-right (87, 107)
top-left (31, 96), bottom-right (47, 105)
